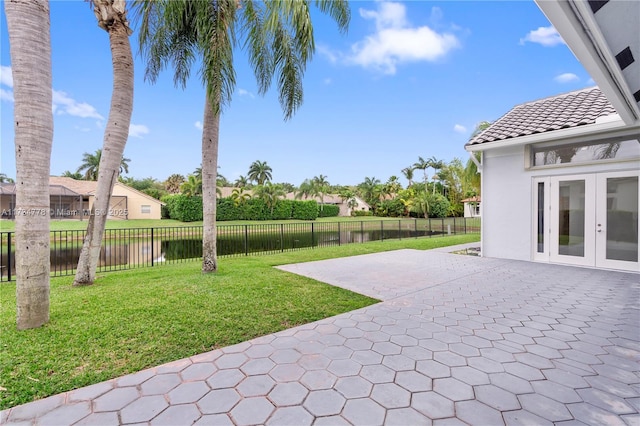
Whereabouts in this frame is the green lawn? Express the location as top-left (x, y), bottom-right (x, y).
top-left (0, 233), bottom-right (479, 409)
top-left (0, 215), bottom-right (435, 232)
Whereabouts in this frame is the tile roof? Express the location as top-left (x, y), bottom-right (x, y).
top-left (49, 176), bottom-right (98, 195)
top-left (466, 87), bottom-right (618, 146)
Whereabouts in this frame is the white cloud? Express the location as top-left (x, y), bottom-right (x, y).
top-left (195, 121), bottom-right (203, 130)
top-left (554, 73), bottom-right (579, 83)
top-left (520, 26), bottom-right (565, 47)
top-left (238, 88), bottom-right (255, 98)
top-left (453, 124), bottom-right (467, 133)
top-left (0, 88), bottom-right (14, 102)
top-left (341, 2), bottom-right (460, 75)
top-left (0, 65), bottom-right (13, 88)
top-left (52, 90), bottom-right (104, 120)
top-left (128, 123), bottom-right (149, 138)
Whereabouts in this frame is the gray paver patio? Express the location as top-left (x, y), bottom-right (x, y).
top-left (2, 244), bottom-right (639, 425)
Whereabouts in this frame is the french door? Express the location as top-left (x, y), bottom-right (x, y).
top-left (534, 171), bottom-right (639, 272)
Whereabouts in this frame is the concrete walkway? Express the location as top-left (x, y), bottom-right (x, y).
top-left (3, 245), bottom-right (639, 425)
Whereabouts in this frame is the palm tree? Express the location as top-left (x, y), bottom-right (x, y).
top-left (5, 0), bottom-right (54, 329)
top-left (428, 157), bottom-right (445, 195)
top-left (248, 160), bottom-right (273, 185)
top-left (253, 182), bottom-right (285, 215)
top-left (136, 0), bottom-right (350, 273)
top-left (401, 167), bottom-right (414, 187)
top-left (358, 176), bottom-right (381, 208)
top-left (164, 173), bottom-right (185, 194)
top-left (234, 175), bottom-right (249, 188)
top-left (77, 149), bottom-right (130, 181)
top-left (295, 179), bottom-right (317, 200)
top-left (411, 191), bottom-right (431, 219)
top-left (180, 174), bottom-right (202, 196)
top-left (74, 0), bottom-right (134, 286)
top-left (0, 173), bottom-right (15, 183)
top-left (230, 187), bottom-right (251, 206)
top-left (384, 175), bottom-right (402, 195)
top-left (61, 171), bottom-right (83, 180)
top-left (312, 174), bottom-right (330, 210)
top-left (413, 156), bottom-right (429, 185)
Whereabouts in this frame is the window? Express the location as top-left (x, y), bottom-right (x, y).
top-left (531, 139), bottom-right (640, 167)
top-left (141, 205), bottom-right (151, 214)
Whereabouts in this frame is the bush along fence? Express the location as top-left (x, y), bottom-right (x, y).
top-left (0, 217), bottom-right (480, 282)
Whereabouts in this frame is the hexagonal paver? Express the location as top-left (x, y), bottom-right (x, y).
top-left (371, 383), bottom-right (411, 408)
top-left (230, 397), bottom-right (274, 425)
top-left (156, 359), bottom-right (192, 374)
top-left (504, 362), bottom-right (546, 381)
top-left (270, 349), bottom-right (302, 364)
top-left (394, 370), bottom-right (432, 392)
top-left (455, 400), bottom-right (505, 425)
top-left (120, 395), bottom-right (168, 424)
top-left (268, 382), bottom-right (309, 406)
top-left (327, 359), bottom-right (362, 377)
top-left (298, 354), bottom-right (331, 370)
top-left (323, 345), bottom-right (354, 360)
top-left (451, 366), bottom-right (490, 386)
top-left (300, 370), bottom-right (337, 390)
top-left (433, 377), bottom-right (474, 402)
top-left (180, 363), bottom-right (217, 381)
top-left (577, 388), bottom-right (636, 414)
top-left (303, 389), bottom-right (346, 416)
top-left (360, 364), bottom-right (396, 384)
top-left (385, 407), bottom-right (430, 425)
top-left (489, 372), bottom-right (534, 394)
top-left (313, 415), bottom-right (351, 426)
top-left (531, 380), bottom-right (582, 404)
top-left (167, 381), bottom-right (210, 404)
top-left (215, 353), bottom-right (248, 369)
top-left (342, 398), bottom-right (386, 426)
top-left (198, 389), bottom-right (241, 414)
top-left (502, 409), bottom-right (553, 426)
top-left (37, 402), bottom-right (91, 426)
top-left (67, 382), bottom-right (114, 403)
top-left (269, 364), bottom-right (305, 382)
top-left (416, 360), bottom-right (451, 379)
top-left (93, 387), bottom-right (140, 412)
top-left (345, 338), bottom-right (374, 351)
top-left (207, 369), bottom-right (246, 389)
top-left (351, 350), bottom-right (384, 365)
top-left (245, 344), bottom-right (276, 358)
top-left (194, 414), bottom-right (234, 425)
top-left (433, 351), bottom-right (467, 367)
top-left (150, 403), bottom-right (201, 425)
top-left (335, 376), bottom-right (373, 399)
top-left (266, 407), bottom-right (313, 426)
top-left (241, 358), bottom-right (276, 376)
top-left (518, 394), bottom-right (573, 422)
top-left (237, 375), bottom-right (276, 397)
top-left (117, 369), bottom-right (155, 387)
top-left (412, 391), bottom-right (455, 419)
top-left (372, 341), bottom-right (402, 355)
top-left (382, 354), bottom-right (416, 371)
top-left (568, 401), bottom-right (629, 426)
top-left (74, 412), bottom-right (120, 425)
top-left (475, 384), bottom-right (521, 410)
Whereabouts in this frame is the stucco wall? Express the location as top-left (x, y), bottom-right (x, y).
top-left (111, 185), bottom-right (163, 220)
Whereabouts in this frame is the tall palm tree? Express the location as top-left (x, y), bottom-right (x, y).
top-left (413, 156), bottom-right (429, 185)
top-left (77, 149), bottom-right (130, 181)
top-left (401, 167), bottom-right (414, 187)
top-left (234, 175), bottom-right (249, 188)
top-left (428, 157), bottom-right (445, 195)
top-left (74, 0), bottom-right (134, 286)
top-left (137, 0), bottom-right (350, 273)
top-left (295, 179), bottom-right (317, 200)
top-left (164, 173), bottom-right (185, 194)
top-left (5, 0), bottom-right (54, 329)
top-left (358, 176), bottom-right (381, 208)
top-left (248, 160), bottom-right (273, 185)
top-left (312, 174), bottom-right (330, 210)
top-left (180, 174), bottom-right (202, 196)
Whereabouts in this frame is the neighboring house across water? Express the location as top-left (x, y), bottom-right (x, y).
top-left (461, 196), bottom-right (481, 218)
top-left (465, 0), bottom-right (639, 272)
top-left (0, 176), bottom-right (164, 220)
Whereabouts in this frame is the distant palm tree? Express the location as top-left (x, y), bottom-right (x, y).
top-left (413, 156), bottom-right (429, 185)
top-left (312, 174), bottom-right (330, 210)
top-left (77, 149), bottom-right (130, 181)
top-left (295, 179), bottom-right (317, 200)
top-left (358, 176), bottom-right (381, 208)
top-left (234, 175), bottom-right (249, 188)
top-left (181, 174), bottom-right (202, 196)
top-left (248, 160), bottom-right (273, 185)
top-left (61, 171), bottom-right (82, 180)
top-left (0, 173), bottom-right (15, 183)
top-left (428, 157), bottom-right (445, 195)
top-left (164, 173), bottom-right (185, 194)
top-left (231, 187), bottom-right (251, 206)
top-left (253, 182), bottom-right (285, 215)
top-left (401, 167), bottom-right (414, 187)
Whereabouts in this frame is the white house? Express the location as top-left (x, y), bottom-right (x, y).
top-left (466, 0), bottom-right (639, 272)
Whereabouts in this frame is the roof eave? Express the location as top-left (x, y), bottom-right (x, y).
top-left (535, 0), bottom-right (640, 125)
top-left (465, 119), bottom-right (638, 152)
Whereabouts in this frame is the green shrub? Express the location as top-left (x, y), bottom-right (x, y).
top-left (353, 210), bottom-right (373, 217)
top-left (217, 198), bottom-right (242, 221)
top-left (375, 199), bottom-right (404, 217)
top-left (429, 194), bottom-right (450, 218)
top-left (271, 200), bottom-right (294, 220)
top-left (318, 204), bottom-right (339, 217)
top-left (292, 200), bottom-right (318, 220)
top-left (241, 198), bottom-right (270, 220)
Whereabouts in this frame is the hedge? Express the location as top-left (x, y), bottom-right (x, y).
top-left (161, 194), bottom-right (203, 222)
top-left (318, 204), bottom-right (339, 217)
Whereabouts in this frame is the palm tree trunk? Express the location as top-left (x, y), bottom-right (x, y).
top-left (74, 16), bottom-right (133, 286)
top-left (5, 0), bottom-right (53, 329)
top-left (201, 90), bottom-right (219, 273)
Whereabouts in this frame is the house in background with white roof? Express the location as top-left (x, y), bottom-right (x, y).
top-left (466, 0), bottom-right (640, 272)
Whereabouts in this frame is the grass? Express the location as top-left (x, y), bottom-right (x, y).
top-left (0, 233), bottom-right (479, 409)
top-left (0, 215), bottom-right (432, 232)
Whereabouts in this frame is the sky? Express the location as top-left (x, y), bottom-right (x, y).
top-left (1, 0), bottom-right (594, 188)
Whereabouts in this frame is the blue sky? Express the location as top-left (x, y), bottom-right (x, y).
top-left (1, 0), bottom-right (593, 187)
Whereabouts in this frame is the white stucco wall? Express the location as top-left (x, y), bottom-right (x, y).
top-left (482, 143), bottom-right (640, 263)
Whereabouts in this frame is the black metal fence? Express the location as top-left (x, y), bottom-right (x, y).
top-left (0, 217), bottom-right (480, 282)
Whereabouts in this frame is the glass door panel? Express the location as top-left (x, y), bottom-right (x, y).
top-left (558, 180), bottom-right (586, 257)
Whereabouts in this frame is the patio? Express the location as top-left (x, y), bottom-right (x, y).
top-left (2, 244), bottom-right (639, 425)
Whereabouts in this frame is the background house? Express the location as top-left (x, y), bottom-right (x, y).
top-left (465, 0), bottom-right (639, 272)
top-left (461, 196), bottom-right (481, 218)
top-left (1, 177), bottom-right (164, 220)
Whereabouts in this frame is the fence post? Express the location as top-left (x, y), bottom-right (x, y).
top-left (151, 228), bottom-right (154, 267)
top-left (441, 218), bottom-right (445, 236)
top-left (360, 221), bottom-right (363, 243)
top-left (398, 220), bottom-right (401, 240)
top-left (338, 222), bottom-right (341, 246)
top-left (311, 222), bottom-right (315, 248)
top-left (7, 232), bottom-right (12, 282)
top-left (244, 225), bottom-right (249, 255)
top-left (429, 218), bottom-right (432, 237)
top-left (281, 224), bottom-right (284, 252)
top-left (381, 220), bottom-right (384, 242)
top-left (453, 217), bottom-right (457, 235)
top-left (464, 217), bottom-right (467, 234)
